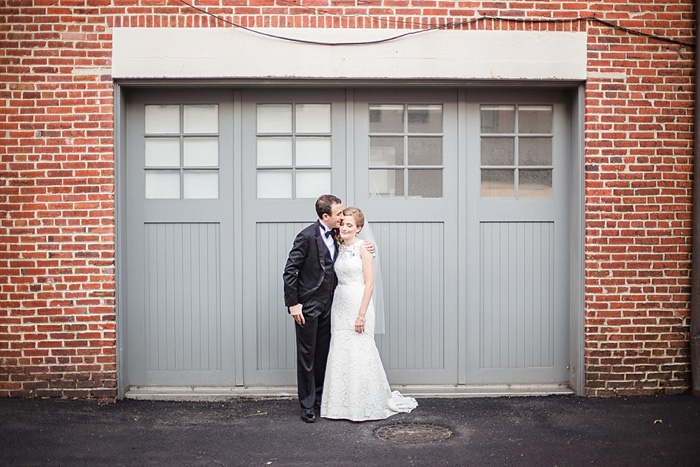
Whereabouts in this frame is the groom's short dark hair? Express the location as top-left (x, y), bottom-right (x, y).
top-left (316, 194), bottom-right (342, 218)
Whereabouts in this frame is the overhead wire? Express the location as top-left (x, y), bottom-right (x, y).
top-left (177, 0), bottom-right (694, 48)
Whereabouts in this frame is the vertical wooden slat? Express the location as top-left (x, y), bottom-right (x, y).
top-left (208, 223), bottom-right (221, 370)
top-left (197, 223), bottom-right (208, 369)
top-left (190, 224), bottom-right (202, 370)
top-left (405, 223), bottom-right (416, 369)
top-left (144, 224), bottom-right (157, 370)
top-left (182, 224), bottom-right (192, 371)
top-left (542, 222), bottom-right (554, 366)
top-left (159, 223), bottom-right (169, 369)
top-left (173, 224), bottom-right (183, 371)
top-left (523, 222), bottom-right (534, 368)
top-left (257, 223), bottom-right (269, 371)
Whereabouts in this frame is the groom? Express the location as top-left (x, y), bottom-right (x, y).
top-left (283, 194), bottom-right (344, 423)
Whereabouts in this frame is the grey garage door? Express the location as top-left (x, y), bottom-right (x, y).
top-left (464, 90), bottom-right (571, 384)
top-left (121, 87), bottom-right (572, 390)
top-left (124, 90), bottom-right (237, 387)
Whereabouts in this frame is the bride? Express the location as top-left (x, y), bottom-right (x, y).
top-left (320, 207), bottom-right (417, 421)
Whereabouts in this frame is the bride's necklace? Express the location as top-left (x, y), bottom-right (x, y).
top-left (341, 238), bottom-right (360, 257)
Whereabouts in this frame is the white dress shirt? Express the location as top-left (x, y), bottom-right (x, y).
top-left (319, 221), bottom-right (336, 258)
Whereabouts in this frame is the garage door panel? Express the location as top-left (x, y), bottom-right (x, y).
top-left (255, 222), bottom-right (306, 372)
top-left (354, 90), bottom-right (459, 385)
top-left (465, 91), bottom-right (571, 385)
top-left (479, 221), bottom-right (554, 370)
top-left (373, 221), bottom-right (445, 371)
top-left (143, 222), bottom-right (222, 372)
top-left (240, 90), bottom-right (347, 385)
top-left (124, 89), bottom-right (236, 388)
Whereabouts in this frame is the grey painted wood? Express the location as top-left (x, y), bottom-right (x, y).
top-left (121, 87), bottom-right (576, 391)
top-left (124, 90), bottom-right (236, 387)
top-left (143, 222), bottom-right (221, 371)
top-left (240, 89), bottom-right (347, 386)
top-left (354, 90), bottom-right (460, 385)
top-left (255, 222), bottom-right (307, 372)
top-left (479, 221), bottom-right (554, 369)
top-left (372, 222), bottom-right (445, 370)
top-left (465, 90), bottom-right (571, 385)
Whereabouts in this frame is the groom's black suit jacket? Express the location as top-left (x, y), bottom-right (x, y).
top-left (283, 221), bottom-right (337, 318)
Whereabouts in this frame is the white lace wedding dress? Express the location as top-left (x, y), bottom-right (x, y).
top-left (320, 240), bottom-right (417, 421)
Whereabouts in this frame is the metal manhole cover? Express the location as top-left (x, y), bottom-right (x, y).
top-left (374, 422), bottom-right (452, 444)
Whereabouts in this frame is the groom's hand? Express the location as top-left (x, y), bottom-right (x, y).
top-left (289, 304), bottom-right (305, 325)
top-left (363, 240), bottom-right (376, 256)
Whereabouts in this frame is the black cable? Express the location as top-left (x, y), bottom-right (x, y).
top-left (178, 0), bottom-right (694, 48)
top-left (178, 0), bottom-right (434, 45)
top-left (590, 16), bottom-right (692, 47)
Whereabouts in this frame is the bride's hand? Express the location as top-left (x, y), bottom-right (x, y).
top-left (355, 316), bottom-right (365, 333)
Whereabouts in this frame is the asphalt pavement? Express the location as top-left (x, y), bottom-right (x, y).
top-left (1, 394), bottom-right (699, 465)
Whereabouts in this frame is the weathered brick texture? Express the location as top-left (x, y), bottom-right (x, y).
top-left (0, 0), bottom-right (695, 398)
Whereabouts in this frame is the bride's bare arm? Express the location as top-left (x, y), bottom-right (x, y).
top-left (355, 244), bottom-right (375, 333)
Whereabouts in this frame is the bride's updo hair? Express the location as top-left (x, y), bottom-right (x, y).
top-left (343, 207), bottom-right (364, 231)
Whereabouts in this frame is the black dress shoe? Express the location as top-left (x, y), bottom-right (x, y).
top-left (301, 408), bottom-right (316, 423)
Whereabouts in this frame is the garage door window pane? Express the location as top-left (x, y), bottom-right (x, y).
top-left (257, 104), bottom-right (292, 133)
top-left (408, 105), bottom-right (442, 133)
top-left (296, 104), bottom-right (331, 133)
top-left (481, 105), bottom-right (515, 133)
top-left (481, 170), bottom-right (514, 198)
top-left (145, 138), bottom-right (180, 167)
top-left (184, 171), bottom-right (219, 199)
top-left (145, 105), bottom-right (179, 134)
top-left (296, 170), bottom-right (331, 198)
top-left (519, 138), bottom-right (552, 166)
top-left (408, 137), bottom-right (442, 165)
top-left (258, 170), bottom-right (292, 198)
top-left (184, 104), bottom-right (218, 134)
top-left (519, 170), bottom-right (552, 198)
top-left (184, 137), bottom-right (219, 167)
top-left (481, 137), bottom-right (515, 166)
top-left (296, 137), bottom-right (331, 166)
top-left (257, 137), bottom-right (293, 166)
top-left (408, 169), bottom-right (442, 198)
top-left (370, 137), bottom-right (403, 166)
top-left (370, 169), bottom-right (404, 197)
top-left (519, 105), bottom-right (552, 134)
top-left (145, 171), bottom-right (180, 199)
top-left (370, 105), bottom-right (404, 133)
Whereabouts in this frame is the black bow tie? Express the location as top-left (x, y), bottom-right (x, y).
top-left (325, 230), bottom-right (334, 239)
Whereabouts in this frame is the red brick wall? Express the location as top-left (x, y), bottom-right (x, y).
top-left (1, 1), bottom-right (118, 399)
top-left (0, 1), bottom-right (695, 398)
top-left (584, 3), bottom-right (695, 396)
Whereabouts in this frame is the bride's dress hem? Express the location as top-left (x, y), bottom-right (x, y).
top-left (321, 389), bottom-right (418, 422)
